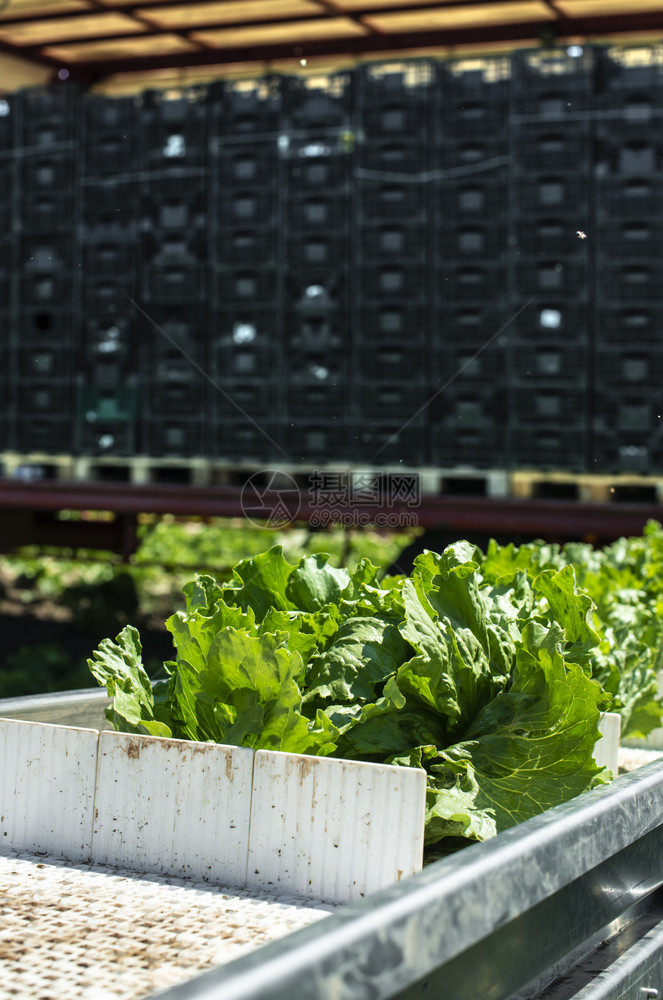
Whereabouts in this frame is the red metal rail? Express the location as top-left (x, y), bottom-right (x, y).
top-left (0, 479), bottom-right (660, 558)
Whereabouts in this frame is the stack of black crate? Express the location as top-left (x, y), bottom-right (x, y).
top-left (77, 95), bottom-right (140, 457)
top-left (14, 87), bottom-right (79, 455)
top-left (280, 73), bottom-right (355, 464)
top-left (507, 48), bottom-right (594, 472)
top-left (431, 57), bottom-right (510, 469)
top-left (139, 89), bottom-right (210, 459)
top-left (355, 62), bottom-right (432, 466)
top-left (592, 47), bottom-right (663, 472)
top-left (209, 79), bottom-right (283, 464)
top-left (0, 94), bottom-right (13, 453)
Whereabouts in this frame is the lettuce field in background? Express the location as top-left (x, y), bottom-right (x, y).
top-left (89, 536), bottom-right (635, 855)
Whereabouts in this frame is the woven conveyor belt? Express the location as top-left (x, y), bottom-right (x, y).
top-left (155, 757), bottom-right (663, 1000)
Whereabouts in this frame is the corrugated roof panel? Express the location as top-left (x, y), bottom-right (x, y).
top-left (557, 0), bottom-right (663, 13)
top-left (0, 0), bottom-right (92, 21)
top-left (192, 16), bottom-right (369, 48)
top-left (138, 0), bottom-right (323, 30)
top-left (0, 12), bottom-right (147, 46)
top-left (42, 32), bottom-right (198, 62)
top-left (364, 1), bottom-right (555, 31)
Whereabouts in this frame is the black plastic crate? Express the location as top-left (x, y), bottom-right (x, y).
top-left (81, 175), bottom-right (138, 212)
top-left (80, 316), bottom-right (135, 367)
top-left (18, 343), bottom-right (71, 379)
top-left (595, 176), bottom-right (663, 220)
top-left (595, 346), bottom-right (663, 387)
top-left (217, 187), bottom-right (279, 228)
top-left (83, 132), bottom-right (139, 176)
top-left (509, 425), bottom-right (587, 471)
top-left (431, 420), bottom-right (505, 468)
top-left (437, 176), bottom-right (508, 218)
top-left (355, 416), bottom-right (428, 466)
top-left (507, 340), bottom-right (586, 383)
top-left (287, 194), bottom-right (349, 230)
top-left (142, 416), bottom-right (206, 457)
top-left (83, 239), bottom-right (137, 275)
top-left (435, 222), bottom-right (504, 259)
top-left (511, 255), bottom-right (590, 297)
top-left (76, 420), bottom-right (136, 456)
top-left (359, 222), bottom-right (429, 263)
top-left (17, 381), bottom-right (70, 417)
top-left (21, 192), bottom-right (74, 234)
top-left (357, 180), bottom-right (426, 221)
top-left (146, 384), bottom-right (205, 419)
top-left (283, 382), bottom-right (352, 421)
top-left (16, 418), bottom-right (72, 454)
top-left (216, 145), bottom-right (279, 186)
top-left (135, 303), bottom-right (208, 362)
top-left (596, 258), bottom-right (663, 302)
top-left (0, 95), bottom-right (14, 148)
top-left (141, 90), bottom-right (208, 167)
top-left (435, 134), bottom-right (507, 170)
top-left (288, 233), bottom-right (350, 270)
top-left (594, 396), bottom-right (659, 434)
top-left (215, 227), bottom-right (279, 268)
top-left (20, 239), bottom-right (71, 273)
top-left (436, 58), bottom-right (510, 123)
top-left (358, 62), bottom-right (434, 136)
top-left (214, 267), bottom-right (278, 305)
top-left (282, 73), bottom-right (354, 129)
top-left (511, 128), bottom-right (591, 171)
top-left (598, 305), bottom-right (663, 347)
top-left (17, 86), bottom-right (80, 146)
top-left (595, 220), bottom-right (663, 257)
top-left (143, 181), bottom-right (208, 232)
top-left (285, 308), bottom-right (350, 352)
top-left (590, 430), bottom-right (663, 474)
top-left (359, 263), bottom-right (427, 299)
top-left (510, 172), bottom-right (589, 213)
top-left (509, 300), bottom-right (590, 342)
top-left (511, 383), bottom-right (587, 423)
top-left (433, 262), bottom-right (507, 304)
top-left (285, 353), bottom-right (349, 387)
top-left (431, 382), bottom-right (504, 425)
top-left (285, 144), bottom-right (352, 190)
top-left (288, 419), bottom-right (356, 463)
top-left (0, 163), bottom-right (13, 229)
top-left (510, 49), bottom-right (594, 115)
top-left (82, 274), bottom-right (138, 313)
top-left (597, 138), bottom-right (663, 176)
top-left (357, 137), bottom-right (429, 174)
top-left (143, 264), bottom-right (206, 303)
top-left (355, 299), bottom-right (429, 342)
top-left (76, 385), bottom-right (137, 424)
top-left (20, 267), bottom-right (73, 307)
top-left (211, 417), bottom-right (281, 463)
top-left (432, 304), bottom-right (513, 350)
top-left (213, 342), bottom-right (279, 379)
top-left (143, 230), bottom-right (206, 269)
top-left (21, 154), bottom-right (74, 195)
top-left (213, 378), bottom-right (279, 419)
top-left (359, 380), bottom-right (430, 420)
top-left (512, 214), bottom-right (591, 254)
top-left (433, 343), bottom-right (506, 384)
top-left (357, 340), bottom-right (428, 378)
top-left (209, 79), bottom-right (281, 136)
top-left (20, 306), bottom-right (71, 343)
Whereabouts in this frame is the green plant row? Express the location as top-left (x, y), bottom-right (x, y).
top-left (90, 523), bottom-right (663, 858)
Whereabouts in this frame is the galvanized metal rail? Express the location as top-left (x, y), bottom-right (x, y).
top-left (152, 760), bottom-right (663, 1000)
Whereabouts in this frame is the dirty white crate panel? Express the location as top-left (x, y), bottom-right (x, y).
top-left (0, 718), bottom-right (98, 862)
top-left (247, 750), bottom-right (427, 903)
top-left (595, 712), bottom-right (621, 775)
top-left (92, 731), bottom-right (255, 885)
